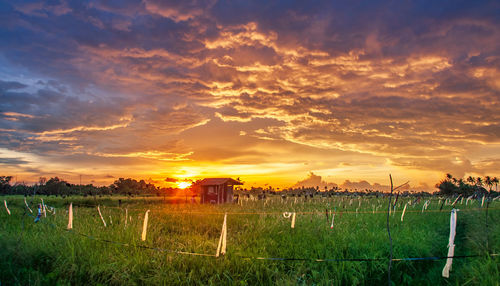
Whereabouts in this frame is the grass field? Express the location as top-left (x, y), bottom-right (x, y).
top-left (1, 195), bottom-right (499, 285)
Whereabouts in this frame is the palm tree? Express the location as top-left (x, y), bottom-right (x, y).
top-left (485, 176), bottom-right (492, 192)
top-left (467, 176), bottom-right (475, 185)
top-left (476, 177), bottom-right (483, 187)
top-left (493, 177), bottom-right (499, 192)
top-left (446, 173), bottom-right (453, 182)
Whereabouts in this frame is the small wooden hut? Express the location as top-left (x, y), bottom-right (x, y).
top-left (198, 178), bottom-right (242, 204)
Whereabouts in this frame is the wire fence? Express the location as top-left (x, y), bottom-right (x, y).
top-left (3, 195), bottom-right (500, 282)
top-left (37, 201), bottom-right (500, 215)
top-left (64, 225), bottom-right (498, 263)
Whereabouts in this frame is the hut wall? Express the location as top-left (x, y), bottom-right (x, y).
top-left (200, 182), bottom-right (236, 204)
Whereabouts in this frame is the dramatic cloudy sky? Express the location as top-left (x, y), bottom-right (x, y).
top-left (1, 0), bottom-right (499, 189)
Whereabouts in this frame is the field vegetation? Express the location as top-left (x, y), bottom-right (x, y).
top-left (1, 193), bottom-right (499, 285)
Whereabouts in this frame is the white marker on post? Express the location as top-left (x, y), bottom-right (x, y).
top-left (141, 210), bottom-right (150, 241)
top-left (222, 214), bottom-right (227, 255)
top-left (401, 203), bottom-right (407, 222)
top-left (421, 201), bottom-right (428, 213)
top-left (97, 205), bottom-right (107, 227)
top-left (67, 203), bottom-right (73, 230)
top-left (4, 200), bottom-right (11, 215)
top-left (41, 198), bottom-right (47, 217)
top-left (124, 208), bottom-right (128, 227)
top-left (216, 213), bottom-right (228, 257)
top-left (442, 209), bottom-right (458, 278)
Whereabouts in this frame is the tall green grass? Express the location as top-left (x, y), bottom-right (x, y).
top-left (0, 195), bottom-right (499, 285)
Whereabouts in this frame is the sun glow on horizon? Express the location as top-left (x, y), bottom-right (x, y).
top-left (177, 181), bottom-right (192, 189)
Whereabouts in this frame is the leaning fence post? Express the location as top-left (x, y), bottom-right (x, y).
top-left (24, 197), bottom-right (33, 213)
top-left (386, 175), bottom-right (394, 286)
top-left (385, 178), bottom-right (408, 285)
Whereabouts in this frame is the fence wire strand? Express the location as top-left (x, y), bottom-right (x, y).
top-left (6, 199), bottom-right (500, 265)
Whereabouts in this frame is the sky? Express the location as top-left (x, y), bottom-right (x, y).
top-left (0, 0), bottom-right (499, 190)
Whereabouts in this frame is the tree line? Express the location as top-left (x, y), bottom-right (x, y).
top-left (1, 174), bottom-right (498, 197)
top-left (435, 174), bottom-right (498, 196)
top-left (0, 176), bottom-right (185, 197)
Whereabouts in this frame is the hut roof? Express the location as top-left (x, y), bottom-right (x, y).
top-left (198, 178), bottom-right (243, 186)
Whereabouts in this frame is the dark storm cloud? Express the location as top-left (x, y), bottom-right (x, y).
top-left (0, 83), bottom-right (126, 133)
top-left (0, 157), bottom-right (29, 165)
top-left (0, 80), bottom-right (28, 91)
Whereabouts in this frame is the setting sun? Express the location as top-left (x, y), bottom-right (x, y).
top-left (177, 181), bottom-right (192, 189)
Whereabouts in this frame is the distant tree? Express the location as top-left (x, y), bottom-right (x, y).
top-left (493, 177), bottom-right (499, 192)
top-left (113, 178), bottom-right (138, 195)
top-left (0, 176), bottom-right (13, 194)
top-left (111, 177), bottom-right (159, 195)
top-left (13, 183), bottom-right (30, 195)
top-left (435, 174), bottom-right (486, 196)
top-left (42, 177), bottom-right (70, 195)
top-left (457, 178), bottom-right (465, 187)
top-left (436, 178), bottom-right (457, 195)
